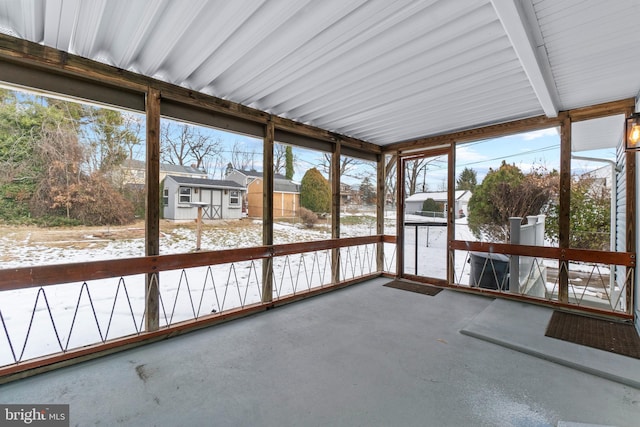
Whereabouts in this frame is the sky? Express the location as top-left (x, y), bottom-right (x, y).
top-left (414, 126), bottom-right (618, 193)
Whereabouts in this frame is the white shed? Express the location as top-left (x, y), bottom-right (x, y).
top-left (405, 190), bottom-right (471, 219)
top-left (163, 175), bottom-right (245, 221)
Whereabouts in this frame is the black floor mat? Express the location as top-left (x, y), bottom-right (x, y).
top-left (545, 311), bottom-right (640, 359)
top-left (383, 280), bottom-right (443, 296)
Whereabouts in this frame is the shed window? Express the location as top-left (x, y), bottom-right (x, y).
top-left (230, 190), bottom-right (240, 206)
top-left (162, 188), bottom-right (169, 206)
top-left (179, 187), bottom-right (191, 204)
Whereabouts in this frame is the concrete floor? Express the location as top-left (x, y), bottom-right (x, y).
top-left (1, 277), bottom-right (638, 427)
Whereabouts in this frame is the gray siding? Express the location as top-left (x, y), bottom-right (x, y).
top-left (163, 176), bottom-right (243, 220)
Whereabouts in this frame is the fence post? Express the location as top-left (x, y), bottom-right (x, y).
top-left (509, 217), bottom-right (521, 294)
top-left (415, 225), bottom-right (419, 275)
top-left (536, 214), bottom-right (546, 246)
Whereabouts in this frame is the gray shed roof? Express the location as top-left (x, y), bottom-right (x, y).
top-left (166, 175), bottom-right (244, 190)
top-left (124, 159), bottom-right (206, 176)
top-left (236, 170), bottom-right (288, 181)
top-left (274, 179), bottom-right (300, 193)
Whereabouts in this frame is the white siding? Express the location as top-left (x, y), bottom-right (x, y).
top-left (614, 141), bottom-right (627, 314)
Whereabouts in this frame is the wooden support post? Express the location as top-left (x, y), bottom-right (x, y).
top-left (447, 144), bottom-right (455, 285)
top-left (262, 120), bottom-right (274, 303)
top-left (625, 107), bottom-right (636, 315)
top-left (558, 115), bottom-right (571, 303)
top-left (396, 155), bottom-right (404, 278)
top-left (376, 154), bottom-right (385, 272)
top-left (331, 142), bottom-right (341, 284)
top-left (145, 87), bottom-right (161, 331)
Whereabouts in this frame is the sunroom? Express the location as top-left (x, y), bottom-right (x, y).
top-left (0, 1), bottom-right (639, 425)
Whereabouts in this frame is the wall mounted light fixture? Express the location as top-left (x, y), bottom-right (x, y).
top-left (625, 112), bottom-right (640, 150)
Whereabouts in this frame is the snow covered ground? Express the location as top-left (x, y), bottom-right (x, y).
top-left (0, 217), bottom-right (387, 366)
top-left (0, 214), bottom-right (621, 367)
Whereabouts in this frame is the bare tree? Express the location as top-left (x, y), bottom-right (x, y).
top-left (160, 122), bottom-right (221, 174)
top-left (121, 113), bottom-right (144, 160)
top-left (274, 143), bottom-right (287, 175)
top-left (188, 135), bottom-right (222, 173)
top-left (161, 122), bottom-right (191, 166)
top-left (211, 154), bottom-right (227, 179)
top-left (404, 157), bottom-right (441, 196)
top-left (385, 155), bottom-right (397, 206)
top-left (231, 140), bottom-right (256, 171)
top-left (321, 153), bottom-right (360, 177)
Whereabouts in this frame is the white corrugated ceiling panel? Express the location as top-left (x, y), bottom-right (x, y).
top-left (533, 0), bottom-right (640, 110)
top-left (0, 0), bottom-right (639, 145)
top-left (0, 0), bottom-right (543, 145)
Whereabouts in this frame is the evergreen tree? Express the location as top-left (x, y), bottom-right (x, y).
top-left (467, 161), bottom-right (556, 242)
top-left (285, 145), bottom-right (294, 180)
top-left (300, 168), bottom-right (331, 213)
top-left (456, 167), bottom-right (477, 191)
top-left (359, 176), bottom-right (375, 205)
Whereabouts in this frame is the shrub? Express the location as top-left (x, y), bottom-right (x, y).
top-left (300, 168), bottom-right (331, 213)
top-left (422, 198), bottom-right (439, 213)
top-left (467, 161), bottom-right (557, 242)
top-left (299, 207), bottom-right (318, 228)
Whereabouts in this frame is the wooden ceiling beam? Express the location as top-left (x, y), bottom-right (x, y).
top-left (568, 98), bottom-right (636, 122)
top-left (387, 98), bottom-right (636, 153)
top-left (386, 114), bottom-right (565, 153)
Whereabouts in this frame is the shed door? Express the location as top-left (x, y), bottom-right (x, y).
top-left (206, 190), bottom-right (222, 219)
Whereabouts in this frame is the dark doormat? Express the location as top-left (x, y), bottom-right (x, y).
top-left (383, 280), bottom-right (442, 296)
top-left (545, 311), bottom-right (640, 359)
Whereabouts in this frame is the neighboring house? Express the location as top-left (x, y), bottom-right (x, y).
top-left (405, 190), bottom-right (471, 218)
top-left (340, 183), bottom-right (358, 206)
top-left (581, 163), bottom-right (613, 196)
top-left (226, 169), bottom-right (301, 218)
top-left (119, 159), bottom-right (207, 185)
top-left (162, 175), bottom-right (245, 221)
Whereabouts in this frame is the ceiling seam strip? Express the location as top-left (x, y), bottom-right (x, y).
top-left (490, 0), bottom-right (559, 118)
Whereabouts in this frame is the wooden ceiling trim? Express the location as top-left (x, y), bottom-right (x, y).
top-left (387, 97), bottom-right (635, 152)
top-left (386, 114), bottom-right (564, 152)
top-left (568, 98), bottom-right (636, 122)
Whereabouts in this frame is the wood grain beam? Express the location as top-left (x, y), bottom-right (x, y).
top-left (558, 115), bottom-right (571, 303)
top-left (385, 99), bottom-right (636, 154)
top-left (145, 87), bottom-right (161, 331)
top-left (331, 143), bottom-right (341, 284)
top-left (376, 154), bottom-right (385, 272)
top-left (396, 155), bottom-right (404, 277)
top-left (386, 114), bottom-right (563, 153)
top-left (568, 98), bottom-right (636, 122)
top-left (625, 106), bottom-right (636, 315)
top-left (262, 120), bottom-right (274, 303)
